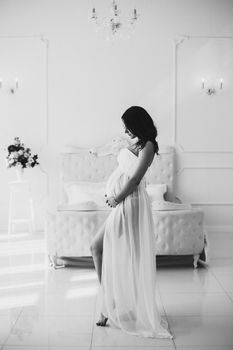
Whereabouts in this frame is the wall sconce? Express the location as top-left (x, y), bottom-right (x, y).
top-left (201, 78), bottom-right (223, 96)
top-left (10, 78), bottom-right (19, 94)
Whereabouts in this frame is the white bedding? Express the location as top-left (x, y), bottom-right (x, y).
top-left (152, 200), bottom-right (192, 211)
top-left (57, 200), bottom-right (192, 212)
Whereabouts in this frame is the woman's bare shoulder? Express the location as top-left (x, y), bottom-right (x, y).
top-left (140, 141), bottom-right (154, 155)
top-left (129, 140), bottom-right (154, 158)
top-left (145, 140), bottom-right (154, 150)
top-left (140, 141), bottom-right (155, 165)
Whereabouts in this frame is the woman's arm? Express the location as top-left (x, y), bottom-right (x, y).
top-left (106, 141), bottom-right (154, 206)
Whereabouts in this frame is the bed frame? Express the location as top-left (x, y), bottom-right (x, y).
top-left (46, 137), bottom-right (208, 269)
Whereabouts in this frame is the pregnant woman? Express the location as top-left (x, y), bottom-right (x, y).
top-left (90, 106), bottom-right (173, 339)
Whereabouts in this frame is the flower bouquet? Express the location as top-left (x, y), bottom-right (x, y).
top-left (5, 137), bottom-right (39, 180)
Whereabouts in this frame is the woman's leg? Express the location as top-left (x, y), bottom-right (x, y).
top-left (90, 220), bottom-right (106, 284)
top-left (90, 220), bottom-right (108, 326)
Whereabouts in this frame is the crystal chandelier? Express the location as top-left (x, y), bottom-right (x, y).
top-left (90, 0), bottom-right (139, 40)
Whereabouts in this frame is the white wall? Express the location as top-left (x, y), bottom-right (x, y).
top-left (0, 0), bottom-right (233, 231)
top-left (175, 36), bottom-right (233, 229)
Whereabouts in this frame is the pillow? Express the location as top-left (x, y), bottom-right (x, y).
top-left (146, 184), bottom-right (167, 202)
top-left (64, 181), bottom-right (107, 207)
top-left (57, 203), bottom-right (111, 211)
top-left (151, 200), bottom-right (192, 211)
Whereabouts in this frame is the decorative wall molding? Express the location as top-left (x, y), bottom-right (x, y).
top-left (0, 34), bottom-right (49, 144)
top-left (38, 36), bottom-right (49, 196)
top-left (177, 166), bottom-right (233, 207)
top-left (177, 166), bottom-right (233, 175)
top-left (177, 144), bottom-right (233, 154)
top-left (173, 35), bottom-right (233, 154)
top-left (205, 225), bottom-right (233, 233)
top-left (0, 35), bottom-right (49, 197)
top-left (173, 36), bottom-right (188, 147)
top-left (40, 36), bottom-right (49, 147)
top-left (192, 202), bottom-right (233, 206)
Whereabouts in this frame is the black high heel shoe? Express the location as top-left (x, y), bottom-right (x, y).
top-left (96, 314), bottom-right (108, 327)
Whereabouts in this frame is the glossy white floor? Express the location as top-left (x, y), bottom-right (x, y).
top-left (0, 230), bottom-right (233, 350)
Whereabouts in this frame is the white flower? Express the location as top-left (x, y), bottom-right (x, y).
top-left (9, 159), bottom-right (15, 165)
top-left (12, 151), bottom-right (18, 159)
top-left (24, 152), bottom-right (29, 158)
top-left (14, 137), bottom-right (20, 145)
top-left (18, 150), bottom-right (23, 156)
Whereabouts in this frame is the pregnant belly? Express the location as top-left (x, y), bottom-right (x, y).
top-left (105, 167), bottom-right (125, 197)
top-left (105, 167), bottom-right (146, 198)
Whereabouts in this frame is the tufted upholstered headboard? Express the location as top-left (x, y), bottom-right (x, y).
top-left (59, 139), bottom-right (176, 204)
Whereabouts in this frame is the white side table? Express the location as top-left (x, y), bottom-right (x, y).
top-left (8, 180), bottom-right (35, 236)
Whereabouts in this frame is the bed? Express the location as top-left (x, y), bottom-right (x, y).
top-left (45, 136), bottom-right (208, 268)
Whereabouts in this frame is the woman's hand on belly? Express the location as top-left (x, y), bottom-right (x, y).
top-left (105, 194), bottom-right (119, 208)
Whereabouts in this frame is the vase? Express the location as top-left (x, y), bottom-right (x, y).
top-left (15, 167), bottom-right (24, 182)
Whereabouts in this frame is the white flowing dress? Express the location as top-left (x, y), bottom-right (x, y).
top-left (99, 147), bottom-right (173, 339)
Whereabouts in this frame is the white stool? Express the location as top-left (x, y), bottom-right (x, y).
top-left (8, 180), bottom-right (35, 236)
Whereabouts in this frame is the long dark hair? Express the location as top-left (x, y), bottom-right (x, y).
top-left (121, 106), bottom-right (159, 155)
